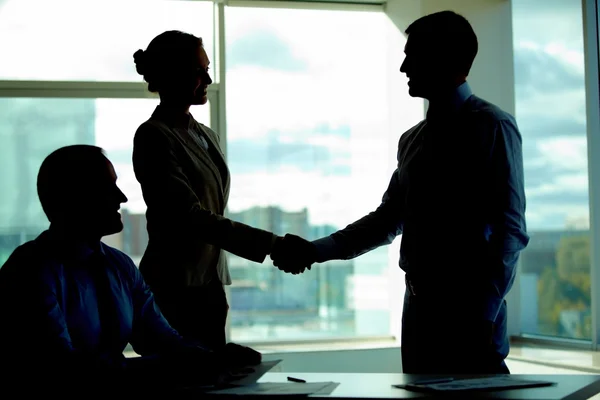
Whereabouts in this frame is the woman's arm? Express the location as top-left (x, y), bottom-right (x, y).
top-left (132, 123), bottom-right (277, 263)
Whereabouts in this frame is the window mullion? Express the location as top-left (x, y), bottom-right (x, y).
top-left (0, 81), bottom-right (220, 99)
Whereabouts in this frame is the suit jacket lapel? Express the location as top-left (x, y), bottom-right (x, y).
top-left (171, 123), bottom-right (225, 200)
top-left (196, 122), bottom-right (231, 198)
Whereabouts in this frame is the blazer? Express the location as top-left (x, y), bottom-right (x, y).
top-left (132, 106), bottom-right (276, 289)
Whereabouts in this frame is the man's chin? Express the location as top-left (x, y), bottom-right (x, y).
top-left (191, 95), bottom-right (208, 106)
top-left (407, 85), bottom-right (425, 98)
top-left (101, 220), bottom-right (123, 237)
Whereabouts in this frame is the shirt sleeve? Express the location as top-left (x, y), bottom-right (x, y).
top-left (127, 258), bottom-right (186, 355)
top-left (313, 168), bottom-right (404, 262)
top-left (483, 117), bottom-right (530, 322)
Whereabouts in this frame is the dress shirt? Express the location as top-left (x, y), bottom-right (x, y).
top-left (313, 82), bottom-right (530, 322)
top-left (0, 228), bottom-right (185, 363)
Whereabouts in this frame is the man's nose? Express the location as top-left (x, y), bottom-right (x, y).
top-left (118, 188), bottom-right (128, 203)
top-left (400, 59), bottom-right (407, 73)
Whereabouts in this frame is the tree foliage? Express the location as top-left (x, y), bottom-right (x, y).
top-left (537, 234), bottom-right (591, 339)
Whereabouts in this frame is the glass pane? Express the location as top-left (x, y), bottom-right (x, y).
top-left (225, 7), bottom-right (405, 341)
top-left (0, 98), bottom-right (210, 266)
top-left (0, 0), bottom-right (214, 82)
top-left (512, 1), bottom-right (591, 340)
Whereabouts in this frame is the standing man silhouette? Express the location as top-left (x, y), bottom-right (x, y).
top-left (272, 11), bottom-right (529, 374)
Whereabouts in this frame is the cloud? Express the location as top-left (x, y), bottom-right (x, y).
top-left (226, 168), bottom-right (390, 228)
top-left (227, 30), bottom-right (307, 71)
top-left (0, 1), bottom-right (214, 81)
top-left (514, 45), bottom-right (584, 95)
top-left (227, 137), bottom-right (350, 176)
top-left (511, 21), bottom-right (590, 230)
top-left (518, 116), bottom-right (586, 139)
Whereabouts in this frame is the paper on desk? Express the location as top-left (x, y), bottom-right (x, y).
top-left (208, 382), bottom-right (340, 396)
top-left (412, 376), bottom-right (554, 392)
top-left (226, 359), bottom-right (282, 386)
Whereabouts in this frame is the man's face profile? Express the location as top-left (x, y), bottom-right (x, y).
top-left (69, 157), bottom-right (128, 238)
top-left (400, 33), bottom-right (455, 99)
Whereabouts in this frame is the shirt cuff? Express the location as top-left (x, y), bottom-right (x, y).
top-left (269, 234), bottom-right (279, 254)
top-left (312, 236), bottom-right (339, 263)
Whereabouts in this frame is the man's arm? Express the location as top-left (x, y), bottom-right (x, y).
top-left (126, 257), bottom-right (190, 355)
top-left (133, 124), bottom-right (277, 263)
top-left (313, 169), bottom-right (405, 263)
top-left (483, 117), bottom-right (530, 322)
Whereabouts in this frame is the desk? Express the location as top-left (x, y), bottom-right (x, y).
top-left (254, 373), bottom-right (600, 399)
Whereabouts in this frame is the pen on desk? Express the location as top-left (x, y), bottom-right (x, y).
top-left (411, 378), bottom-right (455, 385)
top-left (287, 376), bottom-right (307, 383)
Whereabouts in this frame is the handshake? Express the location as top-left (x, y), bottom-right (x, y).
top-left (270, 234), bottom-right (317, 275)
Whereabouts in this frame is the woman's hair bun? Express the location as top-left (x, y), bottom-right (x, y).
top-left (133, 49), bottom-right (146, 75)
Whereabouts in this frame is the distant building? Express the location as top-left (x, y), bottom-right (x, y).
top-left (0, 98), bottom-right (96, 266)
top-left (225, 206), bottom-right (355, 333)
top-left (120, 209), bottom-right (148, 259)
top-left (228, 206), bottom-right (310, 238)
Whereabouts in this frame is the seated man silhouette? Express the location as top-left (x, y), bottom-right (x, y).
top-left (0, 145), bottom-right (260, 393)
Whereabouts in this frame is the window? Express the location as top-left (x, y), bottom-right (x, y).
top-left (0, 98), bottom-right (210, 266)
top-left (0, 0), bottom-right (215, 267)
top-left (0, 0), bottom-right (215, 82)
top-left (224, 5), bottom-right (413, 341)
top-left (512, 0), bottom-right (591, 340)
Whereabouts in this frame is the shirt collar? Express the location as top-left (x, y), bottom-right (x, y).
top-left (426, 81), bottom-right (473, 120)
top-left (151, 105), bottom-right (196, 130)
top-left (43, 226), bottom-right (106, 263)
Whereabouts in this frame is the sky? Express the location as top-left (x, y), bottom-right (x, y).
top-left (511, 0), bottom-right (589, 230)
top-left (0, 0), bottom-right (591, 232)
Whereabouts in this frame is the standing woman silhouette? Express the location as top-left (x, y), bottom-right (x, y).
top-left (132, 31), bottom-right (285, 350)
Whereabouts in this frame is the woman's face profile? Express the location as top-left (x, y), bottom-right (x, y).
top-left (182, 44), bottom-right (213, 106)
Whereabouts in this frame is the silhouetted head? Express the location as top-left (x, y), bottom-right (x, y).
top-left (37, 145), bottom-right (128, 239)
top-left (400, 11), bottom-right (478, 100)
top-left (133, 30), bottom-right (212, 107)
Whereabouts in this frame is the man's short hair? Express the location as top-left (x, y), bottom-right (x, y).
top-left (37, 145), bottom-right (107, 222)
top-left (405, 10), bottom-right (478, 76)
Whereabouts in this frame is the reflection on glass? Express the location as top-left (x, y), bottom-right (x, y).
top-left (0, 0), bottom-right (214, 81)
top-left (225, 7), bottom-right (404, 341)
top-left (0, 98), bottom-right (210, 266)
top-left (512, 0), bottom-right (591, 339)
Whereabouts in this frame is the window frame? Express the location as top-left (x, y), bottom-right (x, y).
top-left (507, 0), bottom-right (600, 351)
top-left (221, 0), bottom-right (400, 345)
top-left (583, 0), bottom-right (600, 351)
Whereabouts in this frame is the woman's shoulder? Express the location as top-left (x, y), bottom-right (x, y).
top-left (133, 118), bottom-right (176, 147)
top-left (135, 118), bottom-right (172, 135)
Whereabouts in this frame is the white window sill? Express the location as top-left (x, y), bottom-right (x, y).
top-left (243, 336), bottom-right (400, 354)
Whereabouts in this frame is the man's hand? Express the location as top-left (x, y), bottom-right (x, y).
top-left (221, 342), bottom-right (262, 367)
top-left (213, 343), bottom-right (262, 385)
top-left (270, 234), bottom-right (317, 274)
